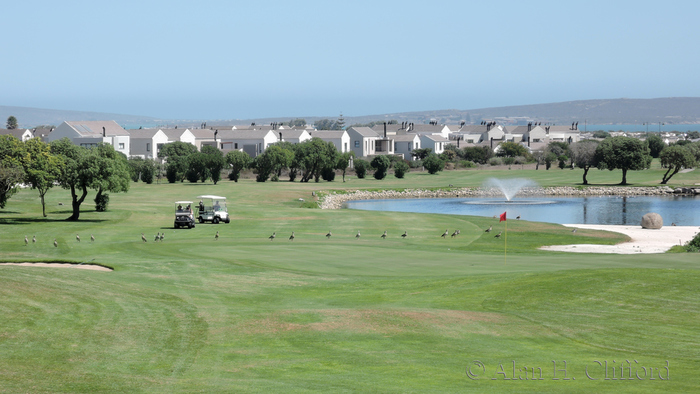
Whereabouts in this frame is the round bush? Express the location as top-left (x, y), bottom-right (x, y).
top-left (489, 157), bottom-right (503, 166)
top-left (394, 161), bottom-right (409, 178)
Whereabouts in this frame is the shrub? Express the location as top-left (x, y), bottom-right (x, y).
top-left (513, 156), bottom-right (528, 165)
top-left (166, 165), bottom-right (179, 183)
top-left (94, 193), bottom-right (109, 212)
top-left (321, 167), bottom-right (336, 181)
top-left (393, 161), bottom-right (409, 178)
top-left (458, 160), bottom-right (476, 168)
top-left (489, 157), bottom-right (503, 166)
top-left (409, 159), bottom-right (423, 169)
top-left (371, 155), bottom-right (391, 180)
top-left (558, 155), bottom-right (569, 169)
top-left (354, 159), bottom-right (369, 178)
top-left (503, 157), bottom-right (515, 165)
top-left (686, 233), bottom-right (700, 252)
top-left (423, 153), bottom-right (445, 174)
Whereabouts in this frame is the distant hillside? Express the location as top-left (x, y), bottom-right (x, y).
top-left (3, 97), bottom-right (699, 129)
top-left (230, 98), bottom-right (700, 127)
top-left (0, 105), bottom-right (161, 128)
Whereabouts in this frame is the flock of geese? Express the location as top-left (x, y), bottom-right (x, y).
top-left (24, 233), bottom-right (95, 248)
top-left (265, 226), bottom-right (508, 241)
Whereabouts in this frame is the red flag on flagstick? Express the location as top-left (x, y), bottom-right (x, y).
top-left (499, 212), bottom-right (507, 222)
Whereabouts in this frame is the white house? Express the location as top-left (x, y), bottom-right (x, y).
top-left (392, 134), bottom-right (421, 160)
top-left (346, 126), bottom-right (379, 157)
top-left (419, 134), bottom-right (449, 155)
top-left (309, 130), bottom-right (351, 153)
top-left (127, 129), bottom-right (169, 159)
top-left (217, 129), bottom-right (279, 157)
top-left (189, 129), bottom-right (216, 150)
top-left (161, 128), bottom-right (196, 146)
top-left (0, 128), bottom-right (35, 142)
top-left (48, 120), bottom-right (130, 156)
top-left (279, 129), bottom-right (312, 144)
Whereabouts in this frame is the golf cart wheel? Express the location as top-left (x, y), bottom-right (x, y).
top-left (198, 217), bottom-right (204, 223)
top-left (213, 217), bottom-right (219, 224)
top-left (225, 218), bottom-right (230, 224)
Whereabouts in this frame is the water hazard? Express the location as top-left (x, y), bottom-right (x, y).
top-left (345, 195), bottom-right (700, 226)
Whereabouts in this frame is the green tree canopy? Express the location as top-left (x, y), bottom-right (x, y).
top-left (50, 138), bottom-right (95, 220)
top-left (595, 136), bottom-right (652, 185)
top-left (423, 153), bottom-right (445, 174)
top-left (201, 145), bottom-right (226, 184)
top-left (370, 155), bottom-right (391, 180)
top-left (335, 151), bottom-right (355, 182)
top-left (0, 135), bottom-right (26, 208)
top-left (411, 148), bottom-right (432, 160)
top-left (496, 141), bottom-right (529, 158)
top-left (160, 141), bottom-right (197, 183)
top-left (296, 138), bottom-right (338, 182)
top-left (645, 134), bottom-right (665, 158)
top-left (254, 145), bottom-right (290, 182)
top-left (89, 143), bottom-right (131, 212)
top-left (23, 138), bottom-right (64, 217)
top-left (6, 116), bottom-right (18, 130)
top-left (225, 150), bottom-right (252, 182)
top-left (659, 145), bottom-right (696, 184)
top-left (569, 140), bottom-right (599, 185)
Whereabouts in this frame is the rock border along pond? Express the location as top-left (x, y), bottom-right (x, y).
top-left (319, 186), bottom-right (698, 210)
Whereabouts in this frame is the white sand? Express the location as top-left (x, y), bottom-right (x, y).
top-left (0, 262), bottom-right (112, 271)
top-left (540, 224), bottom-right (700, 254)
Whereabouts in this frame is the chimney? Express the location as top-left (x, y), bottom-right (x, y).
top-left (527, 136), bottom-right (531, 147)
top-left (279, 132), bottom-right (282, 142)
top-left (490, 137), bottom-right (493, 148)
top-left (102, 126), bottom-right (106, 137)
top-left (383, 122), bottom-right (387, 139)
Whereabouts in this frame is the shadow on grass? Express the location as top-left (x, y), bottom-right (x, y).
top-left (0, 217), bottom-right (108, 225)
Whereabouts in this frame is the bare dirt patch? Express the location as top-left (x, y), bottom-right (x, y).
top-left (0, 262), bottom-right (112, 271)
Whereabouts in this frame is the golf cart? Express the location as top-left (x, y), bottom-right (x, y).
top-left (196, 195), bottom-right (230, 224)
top-left (174, 201), bottom-right (196, 229)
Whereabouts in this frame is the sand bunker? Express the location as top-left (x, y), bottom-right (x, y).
top-left (0, 262), bottom-right (112, 271)
top-left (540, 224), bottom-right (699, 254)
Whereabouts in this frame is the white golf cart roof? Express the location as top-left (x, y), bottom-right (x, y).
top-left (197, 195), bottom-right (226, 200)
top-left (175, 201), bottom-right (194, 204)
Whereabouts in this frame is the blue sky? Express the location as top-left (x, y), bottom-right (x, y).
top-left (3, 0), bottom-right (699, 120)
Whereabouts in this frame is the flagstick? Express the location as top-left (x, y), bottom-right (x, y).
top-left (504, 217), bottom-right (507, 265)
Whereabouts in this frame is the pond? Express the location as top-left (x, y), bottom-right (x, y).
top-left (345, 195), bottom-right (700, 226)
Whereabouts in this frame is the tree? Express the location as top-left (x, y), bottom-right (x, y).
top-left (354, 159), bottom-right (369, 178)
top-left (225, 150), bottom-right (251, 182)
top-left (0, 135), bottom-right (26, 209)
top-left (140, 159), bottom-right (158, 184)
top-left (90, 144), bottom-right (130, 212)
top-left (659, 145), bottom-right (696, 184)
top-left (6, 116), bottom-right (18, 130)
top-left (687, 131), bottom-right (700, 140)
top-left (160, 141), bottom-right (197, 183)
top-left (645, 134), bottom-right (665, 158)
top-left (592, 130), bottom-right (609, 139)
top-left (296, 138), bottom-right (338, 182)
top-left (544, 152), bottom-right (557, 170)
top-left (557, 155), bottom-right (568, 169)
top-left (393, 160), bottom-right (409, 178)
top-left (595, 136), bottom-right (652, 185)
top-left (51, 138), bottom-right (94, 220)
top-left (370, 155), bottom-right (391, 180)
top-left (496, 141), bottom-right (529, 158)
top-left (569, 140), bottom-right (600, 184)
top-left (253, 145), bottom-right (290, 182)
top-left (201, 145), bottom-right (226, 184)
top-left (314, 119), bottom-right (341, 130)
top-left (461, 146), bottom-right (493, 164)
top-left (127, 157), bottom-right (145, 182)
top-left (545, 141), bottom-right (570, 158)
top-left (335, 151), bottom-right (354, 182)
top-left (186, 152), bottom-right (209, 183)
top-left (23, 138), bottom-right (64, 217)
top-left (423, 153), bottom-right (445, 174)
top-left (288, 118), bottom-right (307, 127)
top-left (411, 148), bottom-right (432, 161)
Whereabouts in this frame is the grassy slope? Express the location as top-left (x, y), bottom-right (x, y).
top-left (0, 165), bottom-right (699, 393)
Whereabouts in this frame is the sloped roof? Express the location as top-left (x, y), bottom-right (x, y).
top-left (65, 120), bottom-right (129, 136)
top-left (392, 134), bottom-right (420, 142)
top-left (309, 130), bottom-right (346, 138)
top-left (127, 129), bottom-right (161, 138)
top-left (347, 126), bottom-right (379, 137)
top-left (161, 128), bottom-right (190, 140)
top-left (421, 134), bottom-right (449, 142)
top-left (217, 129), bottom-right (275, 140)
top-left (0, 128), bottom-right (31, 139)
top-left (189, 129), bottom-right (216, 139)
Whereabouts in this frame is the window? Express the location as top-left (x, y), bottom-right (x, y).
top-left (118, 143), bottom-right (125, 149)
top-left (354, 141), bottom-right (359, 148)
top-left (234, 143), bottom-right (238, 149)
top-left (146, 143), bottom-right (150, 152)
top-left (344, 142), bottom-right (348, 152)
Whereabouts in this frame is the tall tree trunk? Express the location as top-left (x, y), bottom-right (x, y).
top-left (68, 184), bottom-right (88, 221)
top-left (40, 192), bottom-right (47, 217)
top-left (582, 166), bottom-right (589, 185)
top-left (620, 168), bottom-right (628, 185)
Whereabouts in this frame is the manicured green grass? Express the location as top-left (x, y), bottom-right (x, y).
top-left (1, 167), bottom-right (699, 393)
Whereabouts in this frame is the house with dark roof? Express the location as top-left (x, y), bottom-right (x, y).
top-left (392, 133), bottom-right (421, 160)
top-left (346, 127), bottom-right (380, 157)
top-left (278, 129), bottom-right (311, 144)
top-left (48, 120), bottom-right (130, 156)
top-left (0, 128), bottom-right (35, 142)
top-left (217, 129), bottom-right (279, 157)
